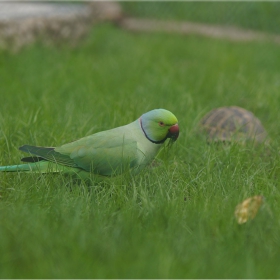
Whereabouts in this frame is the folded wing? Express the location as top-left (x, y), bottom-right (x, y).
top-left (20, 128), bottom-right (143, 176)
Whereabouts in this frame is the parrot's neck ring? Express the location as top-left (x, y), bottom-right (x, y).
top-left (139, 118), bottom-right (166, 144)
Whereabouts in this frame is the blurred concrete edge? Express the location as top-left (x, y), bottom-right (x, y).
top-left (0, 2), bottom-right (123, 52)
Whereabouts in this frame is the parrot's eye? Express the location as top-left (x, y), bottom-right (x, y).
top-left (159, 121), bottom-right (165, 127)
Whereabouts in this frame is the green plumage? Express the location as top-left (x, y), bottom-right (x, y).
top-left (0, 109), bottom-right (179, 179)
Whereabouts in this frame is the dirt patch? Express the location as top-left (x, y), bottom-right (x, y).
top-left (119, 18), bottom-right (280, 45)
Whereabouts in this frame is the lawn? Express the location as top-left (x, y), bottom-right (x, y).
top-left (1, 11), bottom-right (280, 278)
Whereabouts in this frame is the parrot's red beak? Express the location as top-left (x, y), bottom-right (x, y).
top-left (168, 123), bottom-right (179, 141)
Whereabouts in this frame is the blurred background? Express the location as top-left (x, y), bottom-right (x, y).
top-left (1, 1), bottom-right (280, 50)
top-left (122, 2), bottom-right (280, 33)
top-left (1, 1), bottom-right (280, 141)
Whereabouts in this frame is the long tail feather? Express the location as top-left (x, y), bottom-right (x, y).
top-left (0, 161), bottom-right (63, 173)
top-left (0, 160), bottom-right (91, 181)
top-left (0, 163), bottom-right (34, 172)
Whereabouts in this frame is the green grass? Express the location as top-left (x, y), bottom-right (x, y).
top-left (1, 23), bottom-right (280, 278)
top-left (122, 2), bottom-right (280, 34)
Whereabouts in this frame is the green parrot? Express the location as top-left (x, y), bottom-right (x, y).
top-left (0, 109), bottom-right (179, 179)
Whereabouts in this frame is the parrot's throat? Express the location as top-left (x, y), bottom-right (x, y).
top-left (139, 118), bottom-right (166, 144)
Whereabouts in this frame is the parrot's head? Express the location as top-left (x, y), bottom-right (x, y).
top-left (140, 109), bottom-right (179, 144)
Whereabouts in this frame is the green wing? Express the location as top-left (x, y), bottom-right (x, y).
top-left (20, 127), bottom-right (144, 176)
top-left (56, 131), bottom-right (143, 176)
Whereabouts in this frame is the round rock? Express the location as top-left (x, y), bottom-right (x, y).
top-left (199, 106), bottom-right (268, 143)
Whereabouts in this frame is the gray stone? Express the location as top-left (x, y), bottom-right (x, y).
top-left (0, 2), bottom-right (123, 52)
